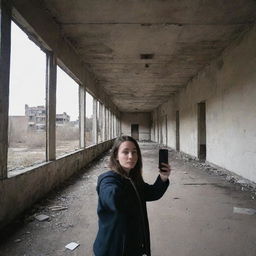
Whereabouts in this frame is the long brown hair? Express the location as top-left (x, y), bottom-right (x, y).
top-left (109, 136), bottom-right (144, 185)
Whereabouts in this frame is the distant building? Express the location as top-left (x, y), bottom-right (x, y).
top-left (56, 112), bottom-right (70, 126)
top-left (25, 104), bottom-right (46, 130)
top-left (25, 104), bottom-right (70, 130)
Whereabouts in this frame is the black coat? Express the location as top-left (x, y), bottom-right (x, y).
top-left (93, 170), bottom-right (169, 256)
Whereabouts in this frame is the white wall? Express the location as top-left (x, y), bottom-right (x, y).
top-left (152, 99), bottom-right (176, 148)
top-left (179, 105), bottom-right (198, 157)
top-left (152, 25), bottom-right (256, 183)
top-left (121, 112), bottom-right (151, 141)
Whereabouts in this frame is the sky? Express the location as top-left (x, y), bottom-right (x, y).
top-left (9, 22), bottom-right (93, 121)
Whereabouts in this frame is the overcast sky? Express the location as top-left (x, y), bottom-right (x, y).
top-left (9, 22), bottom-right (92, 121)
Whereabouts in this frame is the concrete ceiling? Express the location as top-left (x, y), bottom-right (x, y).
top-left (42, 0), bottom-right (256, 112)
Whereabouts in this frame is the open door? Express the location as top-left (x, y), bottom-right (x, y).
top-left (198, 102), bottom-right (206, 161)
top-left (131, 124), bottom-right (139, 140)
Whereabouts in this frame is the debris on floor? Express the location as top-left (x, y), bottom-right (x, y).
top-left (34, 214), bottom-right (50, 221)
top-left (178, 151), bottom-right (256, 195)
top-left (237, 179), bottom-right (247, 185)
top-left (233, 207), bottom-right (256, 215)
top-left (65, 242), bottom-right (80, 251)
top-left (48, 205), bottom-right (68, 211)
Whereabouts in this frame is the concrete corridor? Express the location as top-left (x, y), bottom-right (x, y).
top-left (0, 142), bottom-right (256, 256)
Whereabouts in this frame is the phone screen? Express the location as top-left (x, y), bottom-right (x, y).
top-left (159, 149), bottom-right (168, 171)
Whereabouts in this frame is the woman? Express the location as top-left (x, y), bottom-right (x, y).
top-left (93, 136), bottom-right (171, 256)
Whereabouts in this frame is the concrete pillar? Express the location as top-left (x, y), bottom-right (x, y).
top-left (46, 52), bottom-right (56, 161)
top-left (93, 98), bottom-right (98, 144)
top-left (102, 104), bottom-right (106, 141)
top-left (153, 114), bottom-right (156, 142)
top-left (99, 102), bottom-right (103, 142)
top-left (110, 111), bottom-right (112, 139)
top-left (155, 114), bottom-right (157, 142)
top-left (0, 0), bottom-right (11, 179)
top-left (79, 85), bottom-right (86, 148)
top-left (111, 113), bottom-right (114, 138)
top-left (116, 114), bottom-right (118, 137)
top-left (118, 116), bottom-right (121, 136)
top-left (114, 114), bottom-right (116, 137)
top-left (98, 102), bottom-right (101, 142)
top-left (113, 113), bottom-right (115, 138)
top-left (113, 114), bottom-right (115, 138)
top-left (106, 108), bottom-right (109, 140)
top-left (105, 108), bottom-right (107, 141)
top-left (157, 113), bottom-right (159, 143)
top-left (97, 101), bottom-right (100, 143)
top-left (117, 115), bottom-right (121, 136)
top-left (111, 112), bottom-right (113, 138)
top-left (117, 117), bottom-right (119, 136)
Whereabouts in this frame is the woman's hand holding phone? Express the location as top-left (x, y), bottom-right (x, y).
top-left (159, 162), bottom-right (171, 182)
top-left (158, 149), bottom-right (171, 182)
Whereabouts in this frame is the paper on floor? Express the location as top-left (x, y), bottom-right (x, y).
top-left (65, 242), bottom-right (80, 251)
top-left (233, 207), bottom-right (256, 215)
top-left (35, 214), bottom-right (50, 221)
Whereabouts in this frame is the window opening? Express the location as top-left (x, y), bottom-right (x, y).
top-left (8, 21), bottom-right (46, 171)
top-left (86, 92), bottom-right (93, 146)
top-left (56, 66), bottom-right (79, 157)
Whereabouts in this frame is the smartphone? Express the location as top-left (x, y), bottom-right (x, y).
top-left (159, 149), bottom-right (168, 171)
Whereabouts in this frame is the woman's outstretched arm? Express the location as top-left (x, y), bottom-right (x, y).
top-left (144, 163), bottom-right (171, 201)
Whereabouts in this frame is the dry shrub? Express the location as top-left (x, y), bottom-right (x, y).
top-left (25, 131), bottom-right (46, 148)
top-left (56, 125), bottom-right (79, 141)
top-left (8, 128), bottom-right (27, 147)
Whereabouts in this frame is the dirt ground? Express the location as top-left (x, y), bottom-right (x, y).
top-left (7, 140), bottom-right (80, 171)
top-left (1, 142), bottom-right (256, 256)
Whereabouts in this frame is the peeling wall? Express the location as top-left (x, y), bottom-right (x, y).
top-left (153, 25), bottom-right (256, 183)
top-left (121, 112), bottom-right (151, 141)
top-left (0, 140), bottom-right (114, 229)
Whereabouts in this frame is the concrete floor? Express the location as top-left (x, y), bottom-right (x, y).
top-left (0, 142), bottom-right (256, 256)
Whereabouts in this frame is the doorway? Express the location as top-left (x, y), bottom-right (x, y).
top-left (131, 124), bottom-right (139, 140)
top-left (198, 102), bottom-right (206, 161)
top-left (176, 111), bottom-right (180, 151)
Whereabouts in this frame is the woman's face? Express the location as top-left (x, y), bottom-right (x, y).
top-left (116, 141), bottom-right (138, 172)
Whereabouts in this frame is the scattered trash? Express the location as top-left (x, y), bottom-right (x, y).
top-left (226, 176), bottom-right (236, 183)
top-left (14, 239), bottom-right (22, 243)
top-left (35, 214), bottom-right (50, 221)
top-left (65, 242), bottom-right (80, 251)
top-left (237, 179), bottom-right (247, 184)
top-left (49, 206), bottom-right (68, 211)
top-left (183, 183), bottom-right (217, 186)
top-left (173, 197), bottom-right (180, 200)
top-left (233, 207), bottom-right (256, 215)
top-left (59, 196), bottom-right (67, 202)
